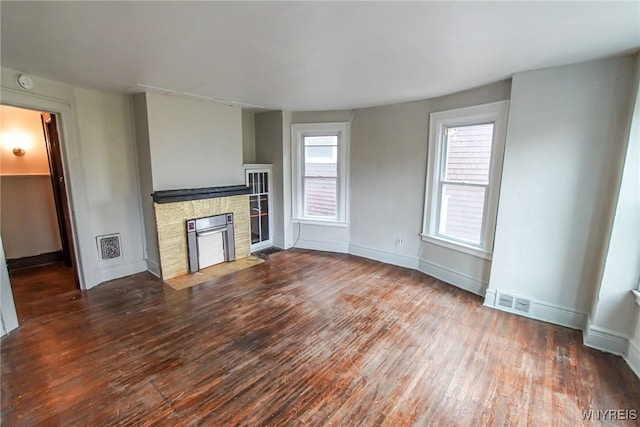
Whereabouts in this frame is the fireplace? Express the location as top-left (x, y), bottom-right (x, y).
top-left (186, 213), bottom-right (235, 273)
top-left (151, 185), bottom-right (251, 280)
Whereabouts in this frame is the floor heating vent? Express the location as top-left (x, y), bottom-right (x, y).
top-left (97, 233), bottom-right (122, 260)
top-left (496, 292), bottom-right (533, 316)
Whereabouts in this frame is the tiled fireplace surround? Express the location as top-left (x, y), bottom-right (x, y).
top-left (152, 186), bottom-right (251, 280)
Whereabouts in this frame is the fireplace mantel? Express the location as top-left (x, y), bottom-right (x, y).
top-left (151, 185), bottom-right (251, 204)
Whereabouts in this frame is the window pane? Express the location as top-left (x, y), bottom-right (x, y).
top-left (304, 155), bottom-right (337, 178)
top-left (304, 177), bottom-right (337, 218)
top-left (444, 123), bottom-right (494, 184)
top-left (304, 135), bottom-right (337, 146)
top-left (438, 183), bottom-right (485, 244)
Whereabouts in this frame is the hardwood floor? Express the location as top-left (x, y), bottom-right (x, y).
top-left (1, 250), bottom-right (639, 426)
top-left (8, 261), bottom-right (77, 323)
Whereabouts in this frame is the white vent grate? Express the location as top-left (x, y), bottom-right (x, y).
top-left (97, 233), bottom-right (122, 260)
top-left (514, 297), bottom-right (532, 314)
top-left (495, 292), bottom-right (533, 316)
top-left (497, 293), bottom-right (514, 309)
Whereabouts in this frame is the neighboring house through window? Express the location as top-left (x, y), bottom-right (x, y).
top-left (422, 101), bottom-right (509, 258)
top-left (292, 122), bottom-right (349, 225)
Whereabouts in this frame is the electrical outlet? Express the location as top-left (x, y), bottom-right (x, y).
top-left (395, 238), bottom-right (403, 246)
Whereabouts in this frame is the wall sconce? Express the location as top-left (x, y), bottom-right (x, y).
top-left (12, 147), bottom-right (26, 156)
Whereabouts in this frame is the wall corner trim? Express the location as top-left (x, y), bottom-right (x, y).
top-left (583, 317), bottom-right (629, 357)
top-left (625, 338), bottom-right (640, 379)
top-left (146, 260), bottom-right (160, 278)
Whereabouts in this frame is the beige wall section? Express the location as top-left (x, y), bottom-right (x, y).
top-left (0, 105), bottom-right (49, 175)
top-left (489, 56), bottom-right (637, 312)
top-left (154, 195), bottom-right (250, 280)
top-left (242, 110), bottom-right (256, 164)
top-left (144, 92), bottom-right (244, 191)
top-left (1, 175), bottom-right (61, 258)
top-left (255, 111), bottom-right (287, 248)
top-left (348, 80), bottom-right (511, 291)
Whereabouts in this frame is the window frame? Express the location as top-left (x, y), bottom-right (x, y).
top-left (421, 101), bottom-right (509, 259)
top-left (291, 122), bottom-right (350, 226)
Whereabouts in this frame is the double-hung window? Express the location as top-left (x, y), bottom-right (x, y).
top-left (422, 101), bottom-right (509, 258)
top-left (292, 122), bottom-right (349, 225)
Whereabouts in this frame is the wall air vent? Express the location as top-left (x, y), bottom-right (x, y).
top-left (514, 297), bottom-right (532, 314)
top-left (495, 292), bottom-right (534, 316)
top-left (497, 293), bottom-right (514, 309)
top-left (97, 233), bottom-right (122, 260)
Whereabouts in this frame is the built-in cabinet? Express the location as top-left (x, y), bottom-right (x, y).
top-left (244, 165), bottom-right (273, 251)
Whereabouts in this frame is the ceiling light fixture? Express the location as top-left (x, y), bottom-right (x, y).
top-left (12, 147), bottom-right (26, 156)
top-left (135, 84), bottom-right (265, 109)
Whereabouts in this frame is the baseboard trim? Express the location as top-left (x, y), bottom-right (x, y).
top-left (7, 250), bottom-right (63, 271)
top-left (484, 290), bottom-right (587, 331)
top-left (532, 300), bottom-right (588, 331)
top-left (348, 244), bottom-right (419, 270)
top-left (584, 318), bottom-right (628, 356)
top-left (625, 339), bottom-right (640, 379)
top-left (418, 258), bottom-right (486, 296)
top-left (294, 238), bottom-right (349, 254)
top-left (97, 260), bottom-right (148, 286)
top-left (146, 259), bottom-right (160, 278)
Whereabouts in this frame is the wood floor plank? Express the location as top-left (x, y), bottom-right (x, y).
top-left (2, 249), bottom-right (639, 426)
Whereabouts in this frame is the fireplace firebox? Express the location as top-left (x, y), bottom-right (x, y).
top-left (186, 213), bottom-right (235, 273)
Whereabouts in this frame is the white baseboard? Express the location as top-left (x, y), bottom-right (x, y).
top-left (484, 290), bottom-right (587, 331)
top-left (348, 244), bottom-right (419, 270)
top-left (532, 300), bottom-right (587, 331)
top-left (625, 338), bottom-right (640, 379)
top-left (418, 258), bottom-right (487, 296)
top-left (294, 238), bottom-right (349, 254)
top-left (146, 259), bottom-right (160, 277)
top-left (584, 317), bottom-right (629, 356)
top-left (483, 288), bottom-right (497, 307)
top-left (97, 260), bottom-right (148, 285)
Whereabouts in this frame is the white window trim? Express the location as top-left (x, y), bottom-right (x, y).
top-left (421, 100), bottom-right (509, 257)
top-left (291, 122), bottom-right (350, 225)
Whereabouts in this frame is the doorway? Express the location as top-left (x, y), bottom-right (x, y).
top-left (0, 104), bottom-right (79, 322)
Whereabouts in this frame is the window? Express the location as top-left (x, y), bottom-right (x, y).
top-left (292, 122), bottom-right (349, 225)
top-left (422, 101), bottom-right (509, 258)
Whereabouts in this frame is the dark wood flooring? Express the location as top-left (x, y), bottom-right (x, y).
top-left (8, 261), bottom-right (77, 324)
top-left (1, 250), bottom-right (639, 426)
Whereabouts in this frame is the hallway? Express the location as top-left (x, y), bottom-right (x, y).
top-left (8, 262), bottom-right (77, 324)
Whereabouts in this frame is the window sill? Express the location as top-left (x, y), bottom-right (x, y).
top-left (420, 234), bottom-right (492, 260)
top-left (292, 218), bottom-right (349, 228)
top-left (632, 289), bottom-right (640, 307)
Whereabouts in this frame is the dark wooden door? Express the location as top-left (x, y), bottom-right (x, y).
top-left (41, 113), bottom-right (80, 288)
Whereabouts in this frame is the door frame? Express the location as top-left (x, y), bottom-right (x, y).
top-left (1, 87), bottom-right (94, 292)
top-left (41, 112), bottom-right (79, 286)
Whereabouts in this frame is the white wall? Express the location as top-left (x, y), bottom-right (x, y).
top-left (587, 55), bottom-right (640, 356)
top-left (0, 67), bottom-right (147, 289)
top-left (144, 92), bottom-right (244, 191)
top-left (74, 88), bottom-right (147, 282)
top-left (488, 56), bottom-right (637, 324)
top-left (132, 94), bottom-right (160, 276)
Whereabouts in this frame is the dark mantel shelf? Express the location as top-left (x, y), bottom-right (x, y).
top-left (151, 185), bottom-right (251, 204)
